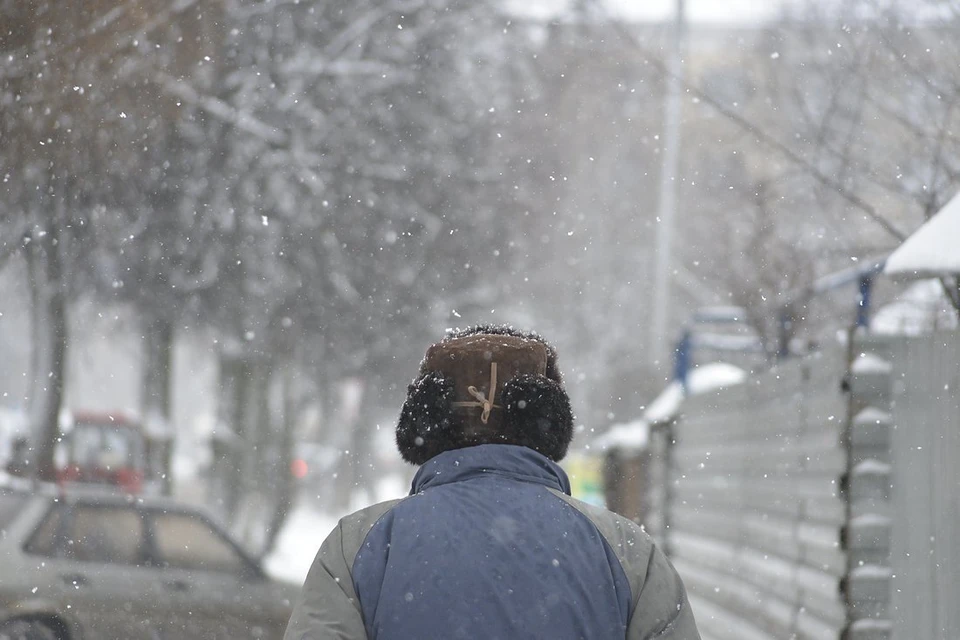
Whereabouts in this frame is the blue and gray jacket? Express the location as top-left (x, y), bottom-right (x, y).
top-left (284, 445), bottom-right (700, 639)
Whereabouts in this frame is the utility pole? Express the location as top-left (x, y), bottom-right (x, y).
top-left (649, 0), bottom-right (686, 366)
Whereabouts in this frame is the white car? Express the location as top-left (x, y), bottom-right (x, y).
top-left (0, 485), bottom-right (297, 640)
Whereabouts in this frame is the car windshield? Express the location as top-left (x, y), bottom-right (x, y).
top-left (149, 511), bottom-right (250, 575)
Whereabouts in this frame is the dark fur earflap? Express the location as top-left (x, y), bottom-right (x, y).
top-left (501, 374), bottom-right (574, 462)
top-left (396, 371), bottom-right (464, 465)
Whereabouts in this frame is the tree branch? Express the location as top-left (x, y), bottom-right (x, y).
top-left (607, 19), bottom-right (909, 242)
top-left (155, 73), bottom-right (288, 146)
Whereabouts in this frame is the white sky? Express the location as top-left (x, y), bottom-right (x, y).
top-left (507, 0), bottom-right (787, 24)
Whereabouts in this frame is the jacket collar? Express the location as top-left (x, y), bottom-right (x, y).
top-left (410, 444), bottom-right (572, 496)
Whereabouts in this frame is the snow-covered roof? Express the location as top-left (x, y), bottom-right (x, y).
top-left (644, 381), bottom-right (684, 425)
top-left (593, 363), bottom-right (746, 454)
top-left (644, 362), bottom-right (747, 424)
top-left (591, 419), bottom-right (650, 454)
top-left (871, 279), bottom-right (959, 335)
top-left (885, 192), bottom-right (960, 276)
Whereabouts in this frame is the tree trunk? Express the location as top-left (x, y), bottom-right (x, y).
top-left (213, 349), bottom-right (248, 515)
top-left (332, 377), bottom-right (366, 510)
top-left (32, 222), bottom-right (68, 483)
top-left (348, 393), bottom-right (377, 504)
top-left (232, 355), bottom-right (277, 554)
top-left (240, 356), bottom-right (268, 497)
top-left (141, 315), bottom-right (175, 494)
top-left (262, 361), bottom-right (297, 557)
top-left (24, 232), bottom-right (45, 443)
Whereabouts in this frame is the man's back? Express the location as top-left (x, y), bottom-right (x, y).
top-left (284, 325), bottom-right (700, 639)
top-left (353, 445), bottom-right (631, 639)
top-left (284, 445), bottom-right (699, 640)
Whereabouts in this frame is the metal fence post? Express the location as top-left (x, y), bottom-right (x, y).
top-left (841, 335), bottom-right (893, 640)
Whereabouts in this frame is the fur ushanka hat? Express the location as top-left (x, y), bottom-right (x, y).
top-left (396, 325), bottom-right (574, 465)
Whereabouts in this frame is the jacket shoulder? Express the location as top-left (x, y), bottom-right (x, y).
top-left (338, 498), bottom-right (406, 564)
top-left (283, 499), bottom-right (405, 640)
top-left (547, 490), bottom-right (654, 604)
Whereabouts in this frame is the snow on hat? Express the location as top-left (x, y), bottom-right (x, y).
top-left (396, 324), bottom-right (574, 465)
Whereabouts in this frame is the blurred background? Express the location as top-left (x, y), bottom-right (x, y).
top-left (1, 0), bottom-right (959, 637)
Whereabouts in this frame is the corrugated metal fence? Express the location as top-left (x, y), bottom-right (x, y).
top-left (885, 334), bottom-right (960, 640)
top-left (661, 348), bottom-right (850, 640)
top-left (641, 332), bottom-right (960, 640)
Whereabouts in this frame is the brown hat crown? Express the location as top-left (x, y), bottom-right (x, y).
top-left (397, 325), bottom-right (574, 465)
top-left (423, 334), bottom-right (548, 435)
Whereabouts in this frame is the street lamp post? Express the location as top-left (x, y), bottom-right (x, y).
top-left (649, 0), bottom-right (686, 365)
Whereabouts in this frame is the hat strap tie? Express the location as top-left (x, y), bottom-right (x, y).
top-left (452, 362), bottom-right (499, 424)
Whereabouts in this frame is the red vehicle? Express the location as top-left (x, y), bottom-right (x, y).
top-left (55, 412), bottom-right (147, 494)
